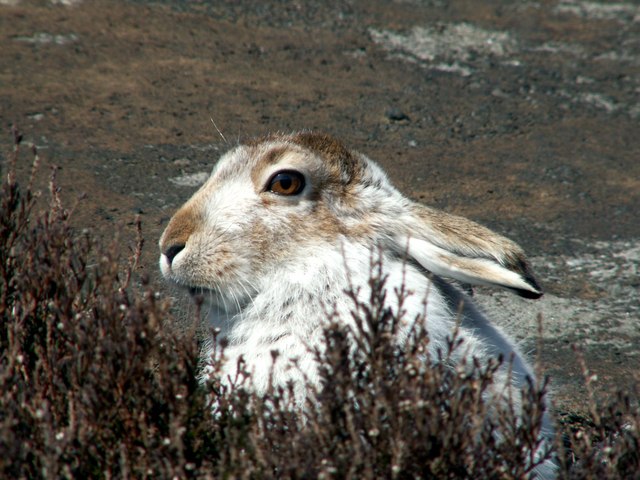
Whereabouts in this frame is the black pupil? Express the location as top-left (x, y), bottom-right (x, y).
top-left (279, 176), bottom-right (292, 190)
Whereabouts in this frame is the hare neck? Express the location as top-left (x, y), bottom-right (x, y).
top-left (201, 242), bottom-right (455, 398)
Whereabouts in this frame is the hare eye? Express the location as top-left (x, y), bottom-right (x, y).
top-left (267, 171), bottom-right (305, 196)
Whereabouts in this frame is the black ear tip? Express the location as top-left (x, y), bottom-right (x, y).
top-left (521, 274), bottom-right (543, 299)
top-left (515, 287), bottom-right (544, 300)
top-left (512, 258), bottom-right (543, 299)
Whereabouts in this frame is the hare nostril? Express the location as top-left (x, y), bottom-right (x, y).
top-left (164, 244), bottom-right (185, 265)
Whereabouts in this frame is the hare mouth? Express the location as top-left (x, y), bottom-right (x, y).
top-left (186, 285), bottom-right (252, 313)
top-left (187, 285), bottom-right (219, 300)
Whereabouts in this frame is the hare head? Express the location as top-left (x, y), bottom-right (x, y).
top-left (160, 132), bottom-right (541, 312)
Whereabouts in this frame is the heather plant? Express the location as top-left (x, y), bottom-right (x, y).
top-left (556, 348), bottom-right (640, 479)
top-left (0, 131), bottom-right (217, 478)
top-left (1, 130), bottom-right (638, 478)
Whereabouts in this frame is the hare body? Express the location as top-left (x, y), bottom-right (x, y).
top-left (160, 132), bottom-right (555, 477)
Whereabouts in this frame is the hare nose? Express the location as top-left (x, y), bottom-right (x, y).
top-left (160, 203), bottom-right (198, 266)
top-left (164, 244), bottom-right (185, 265)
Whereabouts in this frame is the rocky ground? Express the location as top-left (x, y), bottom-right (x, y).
top-left (1, 0), bottom-right (638, 414)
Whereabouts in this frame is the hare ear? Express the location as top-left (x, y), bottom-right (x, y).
top-left (395, 204), bottom-right (543, 299)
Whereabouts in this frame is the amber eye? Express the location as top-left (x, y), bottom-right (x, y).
top-left (267, 170), bottom-right (306, 196)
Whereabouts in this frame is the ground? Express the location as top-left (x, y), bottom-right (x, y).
top-left (1, 0), bottom-right (638, 414)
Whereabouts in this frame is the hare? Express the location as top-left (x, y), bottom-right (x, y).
top-left (159, 132), bottom-right (555, 477)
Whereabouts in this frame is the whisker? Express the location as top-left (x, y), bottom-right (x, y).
top-left (210, 117), bottom-right (229, 145)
